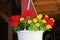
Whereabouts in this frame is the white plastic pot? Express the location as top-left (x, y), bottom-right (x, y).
top-left (17, 30), bottom-right (44, 40)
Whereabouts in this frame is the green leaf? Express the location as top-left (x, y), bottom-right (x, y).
top-left (40, 23), bottom-right (47, 30)
top-left (16, 26), bottom-right (20, 31)
top-left (13, 28), bottom-right (17, 32)
top-left (28, 23), bottom-right (39, 31)
top-left (28, 23), bottom-right (34, 30)
top-left (32, 26), bottom-right (38, 31)
top-left (40, 26), bottom-right (46, 30)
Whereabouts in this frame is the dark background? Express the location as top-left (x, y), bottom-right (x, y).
top-left (0, 0), bottom-right (21, 40)
top-left (0, 0), bottom-right (60, 40)
top-left (0, 16), bottom-right (8, 40)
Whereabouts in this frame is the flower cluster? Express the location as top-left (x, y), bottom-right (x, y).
top-left (10, 10), bottom-right (55, 31)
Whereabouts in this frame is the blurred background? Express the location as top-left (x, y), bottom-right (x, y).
top-left (0, 0), bottom-right (60, 40)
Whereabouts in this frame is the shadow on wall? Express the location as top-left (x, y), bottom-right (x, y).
top-left (0, 16), bottom-right (8, 40)
top-left (43, 30), bottom-right (51, 40)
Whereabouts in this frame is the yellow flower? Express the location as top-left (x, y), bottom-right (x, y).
top-left (46, 25), bottom-right (52, 29)
top-left (33, 18), bottom-right (38, 23)
top-left (28, 20), bottom-right (32, 24)
top-left (35, 23), bottom-right (40, 27)
top-left (37, 14), bottom-right (43, 19)
top-left (42, 19), bottom-right (46, 23)
top-left (20, 17), bottom-right (24, 21)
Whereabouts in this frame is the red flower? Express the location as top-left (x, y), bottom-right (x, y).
top-left (10, 15), bottom-right (21, 28)
top-left (10, 21), bottom-right (19, 28)
top-left (43, 15), bottom-right (49, 21)
top-left (10, 15), bottom-right (21, 21)
top-left (22, 10), bottom-right (36, 18)
top-left (43, 15), bottom-right (54, 27)
top-left (47, 19), bottom-right (54, 27)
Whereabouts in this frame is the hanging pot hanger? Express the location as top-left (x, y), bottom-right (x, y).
top-left (27, 0), bottom-right (37, 15)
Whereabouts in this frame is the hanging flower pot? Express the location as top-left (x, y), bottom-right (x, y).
top-left (10, 0), bottom-right (55, 40)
